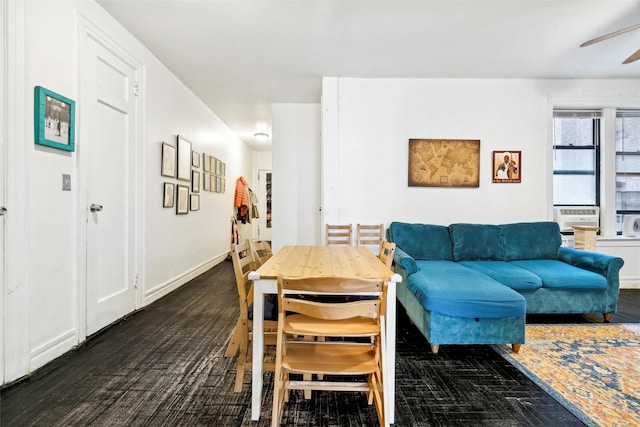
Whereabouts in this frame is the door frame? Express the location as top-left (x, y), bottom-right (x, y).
top-left (256, 169), bottom-right (272, 242)
top-left (77, 15), bottom-right (144, 340)
top-left (2, 0), bottom-right (29, 385)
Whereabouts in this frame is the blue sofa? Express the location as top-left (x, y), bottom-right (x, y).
top-left (389, 221), bottom-right (625, 353)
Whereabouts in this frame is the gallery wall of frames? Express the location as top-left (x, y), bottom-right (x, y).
top-left (160, 135), bottom-right (226, 215)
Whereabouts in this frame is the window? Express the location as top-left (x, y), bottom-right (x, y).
top-left (552, 110), bottom-right (601, 206)
top-left (616, 110), bottom-right (640, 233)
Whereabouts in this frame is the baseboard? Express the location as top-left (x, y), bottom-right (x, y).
top-left (620, 280), bottom-right (640, 290)
top-left (30, 328), bottom-right (78, 372)
top-left (144, 253), bottom-right (228, 304)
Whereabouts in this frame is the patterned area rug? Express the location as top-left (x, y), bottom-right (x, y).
top-left (493, 324), bottom-right (640, 427)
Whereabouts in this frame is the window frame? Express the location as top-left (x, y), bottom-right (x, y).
top-left (615, 110), bottom-right (640, 234)
top-left (552, 110), bottom-right (601, 207)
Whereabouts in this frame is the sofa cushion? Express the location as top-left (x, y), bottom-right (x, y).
top-left (500, 222), bottom-right (561, 261)
top-left (458, 261), bottom-right (543, 291)
top-left (449, 223), bottom-right (505, 261)
top-left (510, 260), bottom-right (607, 290)
top-left (389, 222), bottom-right (453, 261)
top-left (407, 261), bottom-right (526, 319)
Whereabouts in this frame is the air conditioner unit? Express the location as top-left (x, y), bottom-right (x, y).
top-left (622, 215), bottom-right (640, 237)
top-left (553, 206), bottom-right (600, 234)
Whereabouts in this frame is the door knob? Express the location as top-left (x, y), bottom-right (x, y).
top-left (0, 207), bottom-right (6, 216)
top-left (90, 204), bottom-right (103, 213)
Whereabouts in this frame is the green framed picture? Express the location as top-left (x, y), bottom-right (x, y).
top-left (34, 86), bottom-right (75, 152)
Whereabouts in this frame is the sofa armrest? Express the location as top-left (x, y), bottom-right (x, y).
top-left (394, 247), bottom-right (418, 275)
top-left (558, 246), bottom-right (624, 278)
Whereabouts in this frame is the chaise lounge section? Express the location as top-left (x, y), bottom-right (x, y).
top-left (389, 221), bottom-right (624, 353)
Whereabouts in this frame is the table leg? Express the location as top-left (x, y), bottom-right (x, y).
top-left (386, 280), bottom-right (397, 424)
top-left (251, 280), bottom-right (265, 421)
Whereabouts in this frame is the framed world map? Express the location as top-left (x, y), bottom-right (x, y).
top-left (408, 139), bottom-right (480, 187)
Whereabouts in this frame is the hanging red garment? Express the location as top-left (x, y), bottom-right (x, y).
top-left (234, 176), bottom-right (250, 222)
top-left (234, 176), bottom-right (249, 208)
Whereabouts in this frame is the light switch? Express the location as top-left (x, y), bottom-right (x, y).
top-left (62, 174), bottom-right (71, 191)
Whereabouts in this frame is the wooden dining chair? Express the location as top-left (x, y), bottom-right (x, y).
top-left (271, 275), bottom-right (388, 427)
top-left (357, 224), bottom-right (384, 251)
top-left (248, 239), bottom-right (273, 267)
top-left (378, 240), bottom-right (396, 269)
top-left (225, 240), bottom-right (278, 392)
top-left (325, 224), bottom-right (353, 246)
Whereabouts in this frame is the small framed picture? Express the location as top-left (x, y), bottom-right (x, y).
top-left (163, 182), bottom-right (174, 208)
top-left (203, 173), bottom-right (211, 191)
top-left (161, 142), bottom-right (177, 178)
top-left (203, 153), bottom-right (211, 173)
top-left (177, 135), bottom-right (192, 182)
top-left (192, 170), bottom-right (200, 193)
top-left (492, 150), bottom-right (521, 183)
top-left (192, 150), bottom-right (200, 168)
top-left (34, 86), bottom-right (76, 152)
top-left (190, 194), bottom-right (200, 211)
top-left (176, 184), bottom-right (189, 214)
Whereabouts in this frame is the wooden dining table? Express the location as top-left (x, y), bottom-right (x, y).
top-left (248, 245), bottom-right (402, 424)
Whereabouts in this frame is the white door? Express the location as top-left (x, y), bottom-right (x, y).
top-left (83, 33), bottom-right (141, 335)
top-left (257, 170), bottom-right (272, 242)
top-left (0, 0), bottom-right (7, 383)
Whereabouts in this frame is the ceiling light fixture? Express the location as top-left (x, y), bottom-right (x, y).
top-left (254, 132), bottom-right (270, 142)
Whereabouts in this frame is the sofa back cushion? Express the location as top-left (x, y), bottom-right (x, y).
top-left (388, 222), bottom-right (453, 261)
top-left (449, 223), bottom-right (505, 261)
top-left (500, 221), bottom-right (561, 260)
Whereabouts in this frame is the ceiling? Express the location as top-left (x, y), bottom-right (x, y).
top-left (96, 0), bottom-right (640, 150)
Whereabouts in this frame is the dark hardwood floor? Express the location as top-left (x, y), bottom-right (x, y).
top-left (1, 259), bottom-right (638, 426)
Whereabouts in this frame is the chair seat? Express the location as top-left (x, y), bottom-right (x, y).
top-left (283, 342), bottom-right (378, 375)
top-left (284, 314), bottom-right (379, 337)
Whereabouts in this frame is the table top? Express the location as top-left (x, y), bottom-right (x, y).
top-left (254, 245), bottom-right (396, 281)
top-left (572, 226), bottom-right (600, 231)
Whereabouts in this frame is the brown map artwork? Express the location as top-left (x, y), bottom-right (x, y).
top-left (408, 139), bottom-right (480, 187)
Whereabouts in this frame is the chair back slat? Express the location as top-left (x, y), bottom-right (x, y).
top-left (325, 224), bottom-right (353, 245)
top-left (357, 224), bottom-right (384, 248)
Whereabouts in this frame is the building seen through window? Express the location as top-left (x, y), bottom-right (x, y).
top-left (616, 111), bottom-right (640, 234)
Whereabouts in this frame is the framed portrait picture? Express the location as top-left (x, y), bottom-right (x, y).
top-left (192, 150), bottom-right (200, 168)
top-left (161, 142), bottom-right (177, 178)
top-left (203, 153), bottom-right (211, 173)
top-left (203, 173), bottom-right (211, 191)
top-left (176, 184), bottom-right (189, 214)
top-left (192, 170), bottom-right (200, 193)
top-left (163, 183), bottom-right (175, 208)
top-left (34, 86), bottom-right (76, 152)
top-left (190, 194), bottom-right (200, 211)
top-left (210, 156), bottom-right (217, 175)
top-left (177, 135), bottom-right (192, 182)
top-left (492, 150), bottom-right (521, 183)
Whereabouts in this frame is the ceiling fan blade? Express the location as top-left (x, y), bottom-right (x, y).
top-left (580, 23), bottom-right (640, 47)
top-left (623, 47), bottom-right (640, 64)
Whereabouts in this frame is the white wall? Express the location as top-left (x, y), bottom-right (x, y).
top-left (320, 77), bottom-right (640, 286)
top-left (272, 103), bottom-right (321, 251)
top-left (321, 77), bottom-right (640, 226)
top-left (143, 54), bottom-right (251, 302)
top-left (3, 0), bottom-right (254, 384)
